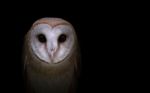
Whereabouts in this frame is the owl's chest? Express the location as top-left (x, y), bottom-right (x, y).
top-left (26, 66), bottom-right (74, 93)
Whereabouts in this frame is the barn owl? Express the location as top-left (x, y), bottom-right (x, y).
top-left (23, 18), bottom-right (80, 93)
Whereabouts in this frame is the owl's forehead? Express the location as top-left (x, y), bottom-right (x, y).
top-left (33, 24), bottom-right (52, 31)
top-left (32, 23), bottom-right (73, 34)
top-left (32, 24), bottom-right (71, 33)
top-left (30, 18), bottom-right (74, 35)
top-left (32, 18), bottom-right (70, 28)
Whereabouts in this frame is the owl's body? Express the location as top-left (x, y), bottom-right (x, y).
top-left (23, 18), bottom-right (80, 93)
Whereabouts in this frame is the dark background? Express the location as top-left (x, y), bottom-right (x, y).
top-left (1, 2), bottom-right (145, 93)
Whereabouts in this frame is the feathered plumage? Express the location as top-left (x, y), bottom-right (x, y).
top-left (23, 18), bottom-right (80, 93)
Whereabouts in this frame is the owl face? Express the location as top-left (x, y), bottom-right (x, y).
top-left (29, 23), bottom-right (75, 64)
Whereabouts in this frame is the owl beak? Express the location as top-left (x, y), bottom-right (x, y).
top-left (50, 48), bottom-right (56, 58)
top-left (47, 48), bottom-right (56, 63)
top-left (46, 42), bottom-right (57, 61)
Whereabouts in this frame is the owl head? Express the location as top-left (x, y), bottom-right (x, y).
top-left (26, 18), bottom-right (77, 64)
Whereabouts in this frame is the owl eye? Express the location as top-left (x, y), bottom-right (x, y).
top-left (37, 34), bottom-right (46, 43)
top-left (58, 34), bottom-right (67, 43)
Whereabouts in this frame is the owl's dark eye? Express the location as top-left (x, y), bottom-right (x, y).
top-left (58, 34), bottom-right (67, 43)
top-left (37, 34), bottom-right (46, 43)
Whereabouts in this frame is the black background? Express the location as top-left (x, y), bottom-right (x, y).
top-left (0, 2), bottom-right (145, 93)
